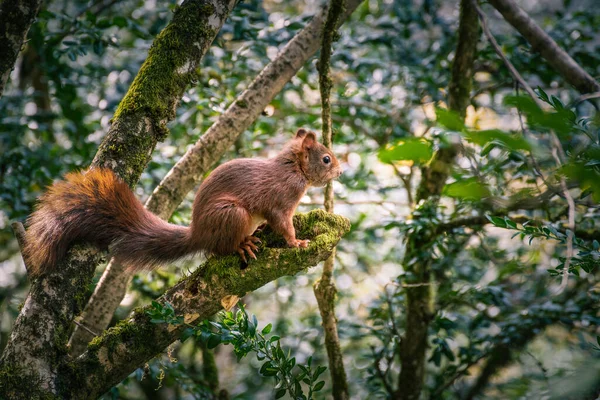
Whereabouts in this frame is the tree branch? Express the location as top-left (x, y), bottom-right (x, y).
top-left (65, 211), bottom-right (349, 398)
top-left (473, 0), bottom-right (538, 102)
top-left (0, 0), bottom-right (43, 99)
top-left (70, 0), bottom-right (365, 356)
top-left (487, 0), bottom-right (600, 94)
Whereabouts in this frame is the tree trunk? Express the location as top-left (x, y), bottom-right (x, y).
top-left (313, 0), bottom-right (350, 398)
top-left (396, 1), bottom-right (479, 398)
top-left (0, 0), bottom-right (43, 99)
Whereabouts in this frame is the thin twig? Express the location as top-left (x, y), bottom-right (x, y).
top-left (72, 319), bottom-right (99, 337)
top-left (391, 164), bottom-right (414, 207)
top-left (569, 91), bottom-right (600, 108)
top-left (371, 347), bottom-right (395, 396)
top-left (470, 80), bottom-right (511, 99)
top-left (473, 0), bottom-right (541, 105)
top-left (384, 284), bottom-right (401, 338)
top-left (431, 352), bottom-right (489, 397)
top-left (550, 137), bottom-right (575, 295)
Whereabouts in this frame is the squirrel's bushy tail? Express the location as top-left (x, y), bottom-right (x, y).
top-left (24, 168), bottom-right (193, 277)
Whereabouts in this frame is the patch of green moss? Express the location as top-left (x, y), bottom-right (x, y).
top-left (111, 1), bottom-right (218, 136)
top-left (186, 210), bottom-right (350, 296)
top-left (94, 124), bottom-right (158, 186)
top-left (87, 309), bottom-right (154, 363)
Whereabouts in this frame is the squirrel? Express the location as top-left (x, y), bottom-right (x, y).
top-left (23, 128), bottom-right (342, 277)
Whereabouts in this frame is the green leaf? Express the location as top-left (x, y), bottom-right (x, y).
top-left (314, 366), bottom-right (327, 380)
top-left (112, 16), bottom-right (128, 27)
top-left (435, 108), bottom-right (465, 131)
top-left (275, 388), bottom-right (287, 399)
top-left (262, 323), bottom-right (272, 335)
top-left (486, 215), bottom-right (507, 228)
top-left (464, 129), bottom-right (531, 152)
top-left (260, 361), bottom-right (278, 377)
top-left (562, 162), bottom-right (600, 202)
top-left (378, 138), bottom-right (433, 164)
top-left (443, 177), bottom-right (490, 200)
top-left (313, 381), bottom-right (326, 392)
top-left (207, 334), bottom-right (221, 349)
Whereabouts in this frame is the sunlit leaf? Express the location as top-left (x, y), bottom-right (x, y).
top-left (378, 138), bottom-right (433, 164)
top-left (435, 108), bottom-right (466, 131)
top-left (464, 129), bottom-right (531, 152)
top-left (444, 177), bottom-right (490, 200)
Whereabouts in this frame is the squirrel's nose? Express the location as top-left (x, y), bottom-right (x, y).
top-left (337, 168), bottom-right (343, 177)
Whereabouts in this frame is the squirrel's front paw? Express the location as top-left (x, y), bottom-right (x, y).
top-left (289, 239), bottom-right (310, 248)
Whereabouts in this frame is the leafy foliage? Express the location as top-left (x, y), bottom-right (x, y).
top-left (1, 0), bottom-right (600, 399)
top-left (147, 302), bottom-right (327, 399)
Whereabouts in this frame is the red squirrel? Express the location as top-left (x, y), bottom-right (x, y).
top-left (23, 129), bottom-right (342, 276)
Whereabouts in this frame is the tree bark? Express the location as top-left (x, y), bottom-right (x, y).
top-left (487, 0), bottom-right (600, 94)
top-left (0, 0), bottom-right (235, 395)
top-left (396, 1), bottom-right (479, 399)
top-left (0, 0), bottom-right (43, 99)
top-left (69, 0), bottom-right (365, 356)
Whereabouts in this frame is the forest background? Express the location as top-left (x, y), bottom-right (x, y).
top-left (0, 0), bottom-right (599, 398)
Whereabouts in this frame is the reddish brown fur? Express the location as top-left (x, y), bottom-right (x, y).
top-left (24, 129), bottom-right (342, 276)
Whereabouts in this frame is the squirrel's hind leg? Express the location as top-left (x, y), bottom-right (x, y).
top-left (194, 197), bottom-right (258, 261)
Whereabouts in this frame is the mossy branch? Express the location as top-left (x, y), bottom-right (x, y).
top-left (314, 0), bottom-right (349, 399)
top-left (67, 210), bottom-right (350, 398)
top-left (92, 0), bottom-right (236, 185)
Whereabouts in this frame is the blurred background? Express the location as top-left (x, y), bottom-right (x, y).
top-left (1, 0), bottom-right (599, 398)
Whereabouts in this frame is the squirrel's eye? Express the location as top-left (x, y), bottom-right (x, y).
top-left (323, 155), bottom-right (331, 164)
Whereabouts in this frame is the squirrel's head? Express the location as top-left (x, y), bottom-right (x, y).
top-left (291, 128), bottom-right (342, 187)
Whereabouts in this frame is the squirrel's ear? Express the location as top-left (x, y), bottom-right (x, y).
top-left (295, 128), bottom-right (309, 138)
top-left (301, 131), bottom-right (317, 150)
